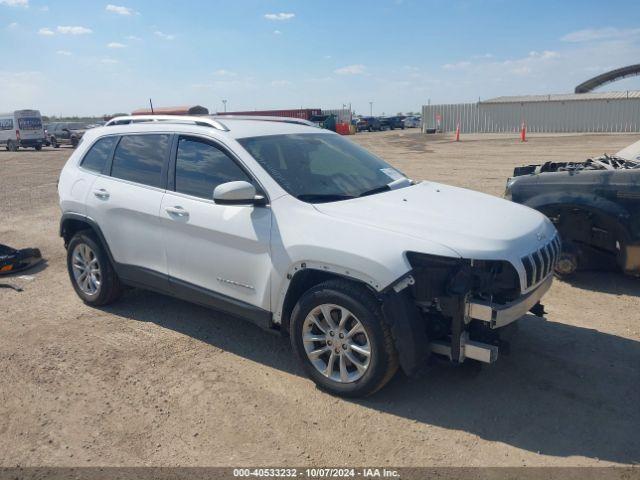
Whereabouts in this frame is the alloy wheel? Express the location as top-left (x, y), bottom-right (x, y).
top-left (302, 304), bottom-right (371, 383)
top-left (71, 243), bottom-right (102, 295)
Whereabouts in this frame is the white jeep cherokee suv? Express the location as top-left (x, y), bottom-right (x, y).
top-left (58, 115), bottom-right (558, 397)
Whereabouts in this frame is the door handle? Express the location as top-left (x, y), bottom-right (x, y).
top-left (165, 206), bottom-right (189, 217)
top-left (93, 188), bottom-right (110, 200)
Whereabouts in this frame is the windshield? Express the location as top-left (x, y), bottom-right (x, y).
top-left (238, 133), bottom-right (408, 202)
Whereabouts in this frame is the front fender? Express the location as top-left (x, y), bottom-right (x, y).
top-left (523, 192), bottom-right (631, 230)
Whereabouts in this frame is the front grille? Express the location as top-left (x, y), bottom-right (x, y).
top-left (521, 235), bottom-right (561, 289)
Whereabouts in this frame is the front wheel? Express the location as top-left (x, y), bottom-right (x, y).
top-left (67, 231), bottom-right (123, 306)
top-left (34, 144), bottom-right (42, 151)
top-left (51, 137), bottom-right (59, 148)
top-left (290, 279), bottom-right (398, 397)
top-left (7, 140), bottom-right (17, 152)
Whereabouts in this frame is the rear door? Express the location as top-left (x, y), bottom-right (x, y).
top-left (86, 133), bottom-right (171, 284)
top-left (160, 135), bottom-right (272, 312)
top-left (15, 110), bottom-right (44, 141)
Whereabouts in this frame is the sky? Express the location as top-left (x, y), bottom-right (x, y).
top-left (2, 0), bottom-right (640, 116)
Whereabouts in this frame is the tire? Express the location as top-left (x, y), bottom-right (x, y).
top-left (7, 140), bottom-right (17, 152)
top-left (368, 126), bottom-right (373, 132)
top-left (71, 136), bottom-right (79, 148)
top-left (66, 231), bottom-right (123, 306)
top-left (34, 144), bottom-right (42, 151)
top-left (290, 279), bottom-right (398, 397)
top-left (51, 137), bottom-right (59, 148)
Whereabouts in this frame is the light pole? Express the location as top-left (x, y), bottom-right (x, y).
top-left (222, 99), bottom-right (227, 113)
top-left (369, 102), bottom-right (373, 116)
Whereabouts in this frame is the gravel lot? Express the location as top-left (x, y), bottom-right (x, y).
top-left (0, 131), bottom-right (638, 467)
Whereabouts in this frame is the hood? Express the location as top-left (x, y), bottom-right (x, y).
top-left (314, 182), bottom-right (555, 261)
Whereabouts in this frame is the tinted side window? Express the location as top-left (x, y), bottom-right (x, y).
top-left (0, 119), bottom-right (13, 130)
top-left (81, 136), bottom-right (117, 173)
top-left (111, 134), bottom-right (170, 188)
top-left (175, 136), bottom-right (251, 199)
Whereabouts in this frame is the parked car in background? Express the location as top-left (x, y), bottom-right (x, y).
top-left (357, 117), bottom-right (382, 132)
top-left (48, 122), bottom-right (88, 148)
top-left (0, 110), bottom-right (44, 151)
top-left (505, 140), bottom-right (640, 276)
top-left (403, 116), bottom-right (421, 128)
top-left (378, 117), bottom-right (390, 131)
top-left (386, 116), bottom-right (406, 130)
top-left (59, 114), bottom-right (557, 397)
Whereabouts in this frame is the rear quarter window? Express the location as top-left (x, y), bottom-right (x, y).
top-left (80, 136), bottom-right (118, 173)
top-left (110, 134), bottom-right (170, 188)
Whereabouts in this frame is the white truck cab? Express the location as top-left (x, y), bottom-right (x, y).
top-left (0, 110), bottom-right (45, 151)
top-left (58, 115), bottom-right (558, 397)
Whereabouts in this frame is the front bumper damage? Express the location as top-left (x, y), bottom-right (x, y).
top-left (381, 254), bottom-right (554, 375)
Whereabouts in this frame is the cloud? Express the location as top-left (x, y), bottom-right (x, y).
top-left (7, 22), bottom-right (18, 29)
top-left (56, 50), bottom-right (72, 56)
top-left (334, 64), bottom-right (366, 75)
top-left (0, 0), bottom-right (28, 7)
top-left (107, 42), bottom-right (126, 48)
top-left (0, 71), bottom-right (46, 110)
top-left (527, 50), bottom-right (558, 60)
top-left (106, 4), bottom-right (135, 15)
top-left (125, 35), bottom-right (141, 40)
top-left (213, 69), bottom-right (236, 77)
top-left (154, 31), bottom-right (174, 40)
top-left (57, 25), bottom-right (92, 35)
top-left (442, 61), bottom-right (471, 70)
top-left (270, 80), bottom-right (292, 87)
top-left (273, 30), bottom-right (282, 35)
top-left (101, 58), bottom-right (118, 64)
top-left (510, 66), bottom-right (531, 76)
top-left (562, 27), bottom-right (640, 43)
top-left (38, 27), bottom-right (54, 35)
top-left (264, 12), bottom-right (294, 21)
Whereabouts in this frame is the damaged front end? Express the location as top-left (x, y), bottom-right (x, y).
top-left (382, 252), bottom-right (551, 375)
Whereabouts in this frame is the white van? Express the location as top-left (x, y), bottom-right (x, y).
top-left (0, 110), bottom-right (45, 151)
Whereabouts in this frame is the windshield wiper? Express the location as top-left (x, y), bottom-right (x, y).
top-left (296, 193), bottom-right (355, 203)
top-left (358, 178), bottom-right (412, 197)
top-left (358, 185), bottom-right (391, 197)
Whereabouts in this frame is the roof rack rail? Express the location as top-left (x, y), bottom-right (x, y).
top-left (104, 115), bottom-right (229, 131)
top-left (209, 115), bottom-right (318, 128)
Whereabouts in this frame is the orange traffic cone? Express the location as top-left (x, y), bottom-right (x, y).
top-left (520, 122), bottom-right (527, 142)
top-left (455, 123), bottom-right (460, 142)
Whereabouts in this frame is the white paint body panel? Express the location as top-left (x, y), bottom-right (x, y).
top-left (86, 176), bottom-right (167, 273)
top-left (160, 191), bottom-right (272, 308)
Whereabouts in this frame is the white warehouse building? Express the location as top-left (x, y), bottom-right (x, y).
top-left (422, 90), bottom-right (640, 134)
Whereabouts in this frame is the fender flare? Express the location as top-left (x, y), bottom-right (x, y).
top-left (273, 260), bottom-right (386, 325)
top-left (59, 212), bottom-right (116, 264)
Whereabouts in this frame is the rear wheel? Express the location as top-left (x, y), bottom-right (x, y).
top-left (51, 137), bottom-right (59, 148)
top-left (34, 144), bottom-right (42, 151)
top-left (290, 279), bottom-right (398, 397)
top-left (7, 140), bottom-right (17, 152)
top-left (71, 136), bottom-right (79, 148)
top-left (67, 231), bottom-right (123, 306)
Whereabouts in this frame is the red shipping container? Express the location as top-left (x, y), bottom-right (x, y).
top-left (218, 109), bottom-right (321, 120)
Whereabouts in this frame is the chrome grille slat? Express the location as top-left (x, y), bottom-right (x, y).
top-left (520, 234), bottom-right (560, 290)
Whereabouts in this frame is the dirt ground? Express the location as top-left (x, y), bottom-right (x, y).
top-left (0, 131), bottom-right (638, 467)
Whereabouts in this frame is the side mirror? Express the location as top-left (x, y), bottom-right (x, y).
top-left (213, 181), bottom-right (266, 206)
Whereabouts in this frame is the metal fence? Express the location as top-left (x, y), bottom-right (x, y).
top-left (322, 108), bottom-right (352, 124)
top-left (422, 98), bottom-right (640, 133)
